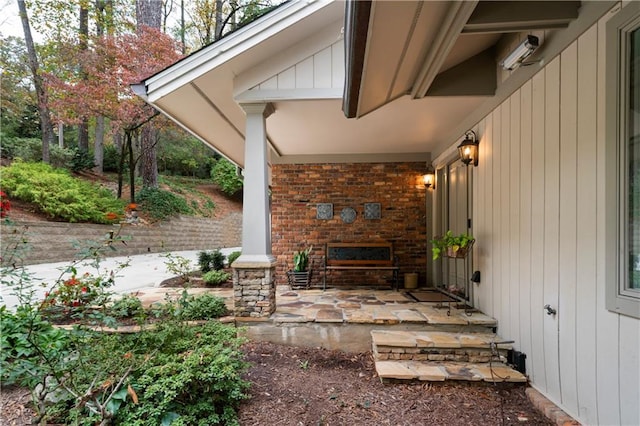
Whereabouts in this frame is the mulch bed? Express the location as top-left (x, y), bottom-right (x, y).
top-left (1, 341), bottom-right (553, 425)
top-left (238, 341), bottom-right (553, 425)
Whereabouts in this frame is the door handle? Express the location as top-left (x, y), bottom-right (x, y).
top-left (544, 304), bottom-right (557, 316)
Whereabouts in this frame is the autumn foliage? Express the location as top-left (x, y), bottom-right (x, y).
top-left (46, 26), bottom-right (183, 133)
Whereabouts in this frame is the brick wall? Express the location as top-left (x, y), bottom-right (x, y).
top-left (1, 214), bottom-right (242, 265)
top-left (272, 162), bottom-right (428, 287)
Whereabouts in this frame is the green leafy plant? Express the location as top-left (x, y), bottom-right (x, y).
top-left (113, 322), bottom-right (249, 425)
top-left (109, 294), bottom-right (144, 320)
top-left (293, 246), bottom-right (313, 272)
top-left (1, 229), bottom-right (248, 425)
top-left (178, 293), bottom-right (228, 320)
top-left (163, 252), bottom-right (194, 284)
top-left (0, 161), bottom-right (125, 223)
top-left (431, 230), bottom-right (474, 260)
top-left (226, 251), bottom-right (241, 266)
top-left (136, 187), bottom-right (193, 221)
top-left (211, 158), bottom-right (243, 195)
top-left (203, 270), bottom-right (231, 286)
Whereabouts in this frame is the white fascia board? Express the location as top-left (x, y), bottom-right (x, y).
top-left (144, 0), bottom-right (334, 103)
top-left (236, 88), bottom-right (343, 102)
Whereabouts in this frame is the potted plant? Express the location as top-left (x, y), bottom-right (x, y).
top-left (431, 231), bottom-right (474, 260)
top-left (287, 246), bottom-right (313, 288)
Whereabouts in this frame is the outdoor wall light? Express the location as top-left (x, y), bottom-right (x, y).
top-left (423, 166), bottom-right (435, 189)
top-left (457, 130), bottom-right (479, 167)
top-left (500, 35), bottom-right (539, 71)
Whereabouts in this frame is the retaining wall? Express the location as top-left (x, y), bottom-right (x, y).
top-left (1, 214), bottom-right (242, 265)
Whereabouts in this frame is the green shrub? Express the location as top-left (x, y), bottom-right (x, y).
top-left (0, 305), bottom-right (70, 387)
top-left (0, 136), bottom-right (76, 168)
top-left (109, 294), bottom-right (144, 319)
top-left (198, 250), bottom-right (214, 273)
top-left (179, 292), bottom-right (228, 319)
top-left (102, 144), bottom-right (122, 173)
top-left (226, 251), bottom-right (241, 266)
top-left (136, 187), bottom-right (193, 220)
top-left (202, 270), bottom-right (231, 287)
top-left (211, 158), bottom-right (243, 195)
top-left (198, 249), bottom-right (225, 272)
top-left (69, 148), bottom-right (96, 172)
top-left (0, 161), bottom-right (124, 223)
top-left (114, 322), bottom-right (248, 425)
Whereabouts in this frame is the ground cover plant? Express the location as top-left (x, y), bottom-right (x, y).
top-left (0, 161), bottom-right (125, 223)
top-left (0, 227), bottom-right (246, 425)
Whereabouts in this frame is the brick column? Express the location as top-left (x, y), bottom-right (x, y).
top-left (232, 261), bottom-right (276, 317)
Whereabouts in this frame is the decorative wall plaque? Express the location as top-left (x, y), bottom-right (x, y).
top-left (364, 203), bottom-right (381, 219)
top-left (340, 207), bottom-right (357, 223)
top-left (316, 203), bottom-right (333, 220)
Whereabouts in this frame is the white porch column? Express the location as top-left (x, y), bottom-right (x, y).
top-left (233, 102), bottom-right (276, 318)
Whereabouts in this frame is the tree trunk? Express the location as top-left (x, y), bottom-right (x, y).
top-left (117, 132), bottom-right (126, 199)
top-left (129, 131), bottom-right (137, 202)
top-left (215, 0), bottom-right (223, 40)
top-left (94, 116), bottom-right (105, 173)
top-left (94, 0), bottom-right (111, 173)
top-left (139, 124), bottom-right (158, 189)
top-left (78, 5), bottom-right (90, 153)
top-left (136, 0), bottom-right (161, 189)
top-left (136, 0), bottom-right (161, 29)
top-left (17, 0), bottom-right (54, 163)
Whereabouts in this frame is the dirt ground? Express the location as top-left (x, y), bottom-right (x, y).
top-left (1, 341), bottom-right (552, 425)
top-left (238, 341), bottom-right (553, 426)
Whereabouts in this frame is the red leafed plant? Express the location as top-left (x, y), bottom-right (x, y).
top-left (0, 191), bottom-right (11, 218)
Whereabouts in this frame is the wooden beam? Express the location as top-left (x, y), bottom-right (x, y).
top-left (463, 1), bottom-right (580, 34)
top-left (426, 48), bottom-right (496, 97)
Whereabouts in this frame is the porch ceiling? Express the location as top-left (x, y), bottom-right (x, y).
top-left (139, 0), bottom-right (581, 168)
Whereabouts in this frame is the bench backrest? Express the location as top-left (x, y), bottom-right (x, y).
top-left (326, 242), bottom-right (394, 266)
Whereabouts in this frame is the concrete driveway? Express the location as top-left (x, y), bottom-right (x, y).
top-left (1, 248), bottom-right (240, 310)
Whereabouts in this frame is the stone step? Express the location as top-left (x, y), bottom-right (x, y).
top-left (374, 360), bottom-right (527, 383)
top-left (371, 330), bottom-right (512, 363)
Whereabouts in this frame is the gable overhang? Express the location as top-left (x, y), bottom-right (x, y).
top-left (136, 0), bottom-right (346, 167)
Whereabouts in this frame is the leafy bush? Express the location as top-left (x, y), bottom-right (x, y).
top-left (102, 144), bottom-right (122, 173)
top-left (0, 161), bottom-right (124, 223)
top-left (114, 322), bottom-right (248, 425)
top-left (227, 251), bottom-right (241, 266)
top-left (211, 158), bottom-right (243, 195)
top-left (179, 292), bottom-right (228, 319)
top-left (0, 136), bottom-right (76, 168)
top-left (136, 187), bottom-right (193, 220)
top-left (69, 148), bottom-right (96, 172)
top-left (202, 270), bottom-right (231, 286)
top-left (109, 294), bottom-right (144, 319)
top-left (0, 305), bottom-right (70, 387)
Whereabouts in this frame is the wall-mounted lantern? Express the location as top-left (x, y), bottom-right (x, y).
top-left (423, 165), bottom-right (435, 189)
top-left (457, 130), bottom-right (479, 167)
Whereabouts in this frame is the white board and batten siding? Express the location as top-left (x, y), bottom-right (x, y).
top-left (245, 40), bottom-right (344, 99)
top-left (469, 10), bottom-right (640, 426)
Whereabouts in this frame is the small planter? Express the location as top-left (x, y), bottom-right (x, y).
top-left (445, 246), bottom-right (470, 258)
top-left (287, 270), bottom-right (311, 289)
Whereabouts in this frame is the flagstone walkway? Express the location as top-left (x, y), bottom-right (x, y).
top-left (132, 286), bottom-right (497, 328)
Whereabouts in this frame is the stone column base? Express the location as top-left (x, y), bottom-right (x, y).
top-left (232, 259), bottom-right (276, 318)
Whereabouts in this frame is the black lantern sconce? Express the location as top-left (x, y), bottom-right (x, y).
top-left (423, 165), bottom-right (435, 189)
top-left (457, 130), bottom-right (479, 167)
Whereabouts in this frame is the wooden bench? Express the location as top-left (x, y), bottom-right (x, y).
top-left (323, 242), bottom-right (399, 290)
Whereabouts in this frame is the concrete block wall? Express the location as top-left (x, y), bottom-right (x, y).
top-left (1, 214), bottom-right (242, 265)
top-left (271, 162), bottom-right (428, 287)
